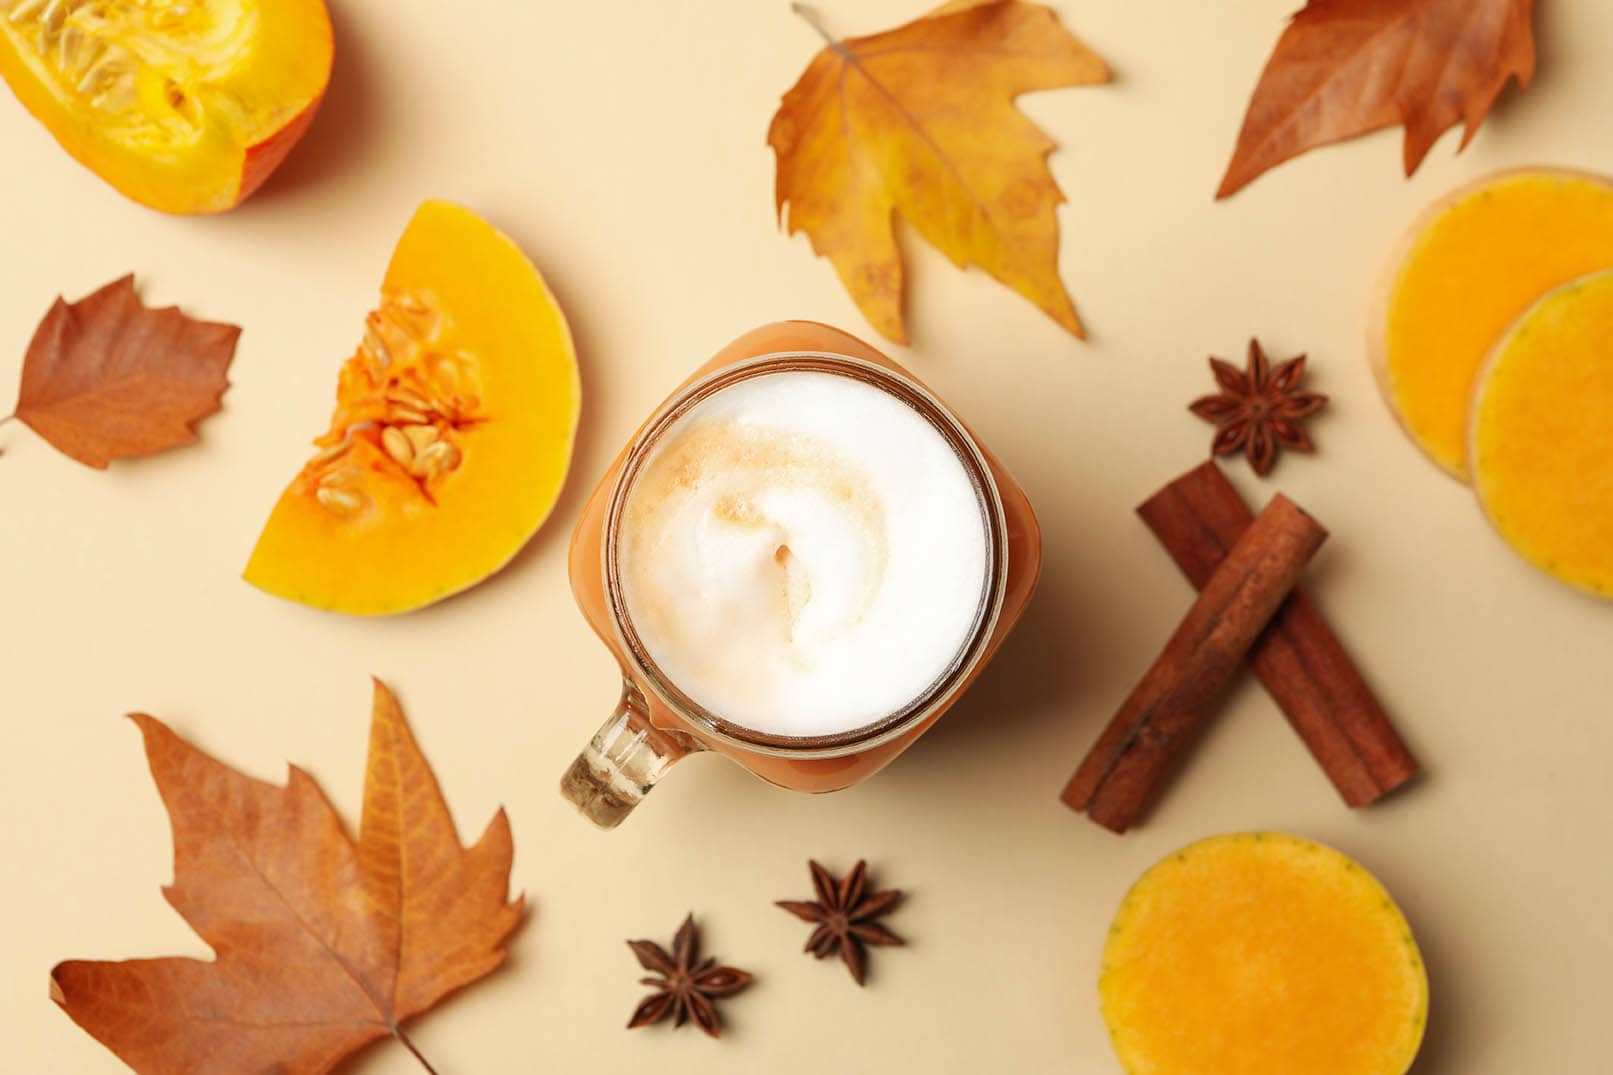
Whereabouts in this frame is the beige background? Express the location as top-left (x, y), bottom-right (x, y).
top-left (2, 1), bottom-right (1611, 1072)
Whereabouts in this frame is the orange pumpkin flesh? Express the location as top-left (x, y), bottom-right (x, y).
top-left (1100, 833), bottom-right (1427, 1075)
top-left (1471, 269), bottom-right (1613, 599)
top-left (1370, 169), bottom-right (1613, 479)
top-left (244, 201), bottom-right (581, 615)
top-left (0, 0), bottom-right (332, 214)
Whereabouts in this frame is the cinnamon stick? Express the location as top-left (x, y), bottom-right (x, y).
top-left (1062, 495), bottom-right (1326, 833)
top-left (1136, 462), bottom-right (1417, 806)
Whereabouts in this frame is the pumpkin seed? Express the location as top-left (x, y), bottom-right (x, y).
top-left (401, 423), bottom-right (439, 454)
top-left (315, 486), bottom-right (364, 516)
top-left (414, 440), bottom-right (461, 478)
top-left (381, 426), bottom-right (414, 467)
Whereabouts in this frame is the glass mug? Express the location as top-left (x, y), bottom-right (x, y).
top-left (560, 321), bottom-right (1041, 827)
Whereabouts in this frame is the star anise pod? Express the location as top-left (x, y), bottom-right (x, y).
top-left (776, 859), bottom-right (904, 986)
top-left (1190, 338), bottom-right (1328, 476)
top-left (626, 914), bottom-right (753, 1039)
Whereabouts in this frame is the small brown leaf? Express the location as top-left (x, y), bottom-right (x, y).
top-left (1218, 0), bottom-right (1536, 198)
top-left (50, 680), bottom-right (523, 1075)
top-left (11, 275), bottom-right (239, 468)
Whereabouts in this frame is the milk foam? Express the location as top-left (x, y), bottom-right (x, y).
top-left (616, 370), bottom-right (991, 738)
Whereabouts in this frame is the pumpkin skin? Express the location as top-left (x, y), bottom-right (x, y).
top-left (244, 201), bottom-right (581, 615)
top-left (0, 0), bottom-right (332, 214)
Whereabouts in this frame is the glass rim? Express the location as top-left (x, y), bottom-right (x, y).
top-left (600, 350), bottom-right (1010, 760)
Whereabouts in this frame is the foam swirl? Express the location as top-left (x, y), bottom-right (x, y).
top-left (616, 371), bottom-right (990, 739)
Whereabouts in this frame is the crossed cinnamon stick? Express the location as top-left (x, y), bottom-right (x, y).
top-left (1061, 462), bottom-right (1418, 833)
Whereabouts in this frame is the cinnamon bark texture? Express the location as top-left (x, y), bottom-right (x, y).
top-left (1062, 495), bottom-right (1326, 832)
top-left (1137, 463), bottom-right (1418, 806)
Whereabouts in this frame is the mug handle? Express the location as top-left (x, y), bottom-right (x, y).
top-left (560, 678), bottom-right (703, 828)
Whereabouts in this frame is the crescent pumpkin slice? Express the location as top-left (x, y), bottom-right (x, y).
top-left (244, 201), bottom-right (581, 615)
top-left (0, 0), bottom-right (332, 213)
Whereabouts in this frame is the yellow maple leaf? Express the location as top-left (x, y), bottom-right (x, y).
top-left (768, 1), bottom-right (1110, 345)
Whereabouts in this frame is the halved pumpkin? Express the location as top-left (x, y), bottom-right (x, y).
top-left (244, 201), bottom-right (581, 615)
top-left (0, 0), bottom-right (332, 214)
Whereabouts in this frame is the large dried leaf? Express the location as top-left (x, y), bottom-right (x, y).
top-left (1217, 0), bottom-right (1536, 199)
top-left (51, 680), bottom-right (523, 1075)
top-left (10, 275), bottom-right (239, 468)
top-left (768, 1), bottom-right (1109, 344)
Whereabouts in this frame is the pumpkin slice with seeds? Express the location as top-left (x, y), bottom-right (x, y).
top-left (0, 0), bottom-right (332, 213)
top-left (244, 201), bottom-right (581, 615)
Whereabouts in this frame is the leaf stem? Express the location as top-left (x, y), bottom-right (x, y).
top-left (393, 1026), bottom-right (441, 1075)
top-left (790, 3), bottom-right (839, 47)
top-left (0, 413), bottom-right (14, 428)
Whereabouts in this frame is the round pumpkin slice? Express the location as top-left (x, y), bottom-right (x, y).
top-left (1471, 269), bottom-right (1613, 600)
top-left (1100, 833), bottom-right (1427, 1075)
top-left (244, 201), bottom-right (581, 615)
top-left (0, 0), bottom-right (332, 214)
top-left (1370, 169), bottom-right (1613, 480)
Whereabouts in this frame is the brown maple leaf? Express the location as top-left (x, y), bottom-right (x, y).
top-left (51, 680), bottom-right (523, 1075)
top-left (768, 1), bottom-right (1110, 344)
top-left (4, 274), bottom-right (239, 468)
top-left (1217, 0), bottom-right (1537, 199)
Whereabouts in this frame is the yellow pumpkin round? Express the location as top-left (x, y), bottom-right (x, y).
top-left (1100, 832), bottom-right (1427, 1075)
top-left (1471, 269), bottom-right (1613, 599)
top-left (1370, 168), bottom-right (1613, 480)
